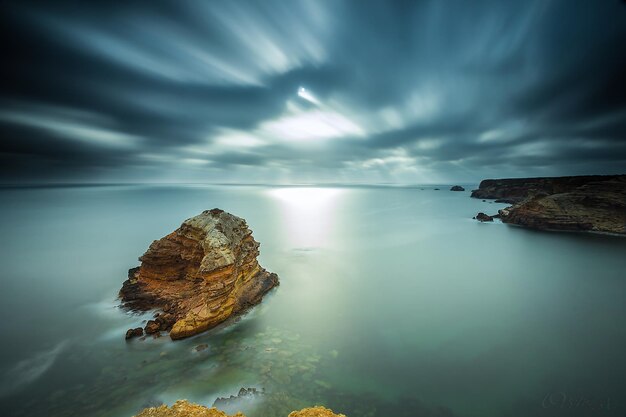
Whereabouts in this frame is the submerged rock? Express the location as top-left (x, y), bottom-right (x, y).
top-left (213, 387), bottom-right (263, 409)
top-left (120, 209), bottom-right (279, 340)
top-left (133, 400), bottom-right (345, 417)
top-left (193, 343), bottom-right (209, 352)
top-left (450, 185), bottom-right (465, 191)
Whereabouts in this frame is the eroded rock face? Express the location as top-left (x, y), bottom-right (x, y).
top-left (120, 209), bottom-right (279, 340)
top-left (498, 177), bottom-right (626, 234)
top-left (133, 401), bottom-right (345, 417)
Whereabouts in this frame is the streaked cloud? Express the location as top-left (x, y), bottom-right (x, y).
top-left (1, 0), bottom-right (625, 183)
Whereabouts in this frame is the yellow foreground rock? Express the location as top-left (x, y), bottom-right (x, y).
top-left (119, 209), bottom-right (279, 340)
top-left (134, 400), bottom-right (345, 417)
top-left (288, 406), bottom-right (346, 417)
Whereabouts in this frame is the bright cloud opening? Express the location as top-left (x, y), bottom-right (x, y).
top-left (260, 110), bottom-right (365, 141)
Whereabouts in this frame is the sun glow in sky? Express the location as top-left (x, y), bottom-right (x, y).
top-left (260, 109), bottom-right (365, 142)
top-left (297, 87), bottom-right (320, 105)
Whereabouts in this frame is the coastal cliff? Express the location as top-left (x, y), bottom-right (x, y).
top-left (134, 400), bottom-right (344, 417)
top-left (470, 174), bottom-right (624, 204)
top-left (120, 209), bottom-right (279, 340)
top-left (472, 175), bottom-right (626, 235)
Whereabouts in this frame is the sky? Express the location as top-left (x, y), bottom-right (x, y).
top-left (1, 0), bottom-right (626, 184)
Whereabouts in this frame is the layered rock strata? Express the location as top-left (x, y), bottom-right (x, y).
top-left (133, 400), bottom-right (345, 417)
top-left (499, 177), bottom-right (626, 234)
top-left (120, 209), bottom-right (279, 340)
top-left (471, 175), bottom-right (626, 234)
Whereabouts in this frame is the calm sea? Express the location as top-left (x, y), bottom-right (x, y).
top-left (0, 184), bottom-right (624, 417)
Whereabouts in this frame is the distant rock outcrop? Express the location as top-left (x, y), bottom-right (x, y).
top-left (471, 175), bottom-right (626, 235)
top-left (133, 400), bottom-right (345, 417)
top-left (450, 185), bottom-right (465, 191)
top-left (120, 209), bottom-right (279, 340)
top-left (470, 175), bottom-right (623, 204)
top-left (212, 387), bottom-right (263, 409)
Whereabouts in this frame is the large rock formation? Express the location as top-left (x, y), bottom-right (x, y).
top-left (498, 177), bottom-right (626, 234)
top-left (120, 209), bottom-right (279, 340)
top-left (133, 400), bottom-right (345, 417)
top-left (470, 174), bottom-right (624, 204)
top-left (471, 175), bottom-right (626, 235)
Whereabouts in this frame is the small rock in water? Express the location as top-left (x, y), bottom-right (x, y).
top-left (475, 212), bottom-right (494, 222)
top-left (450, 185), bottom-right (465, 191)
top-left (144, 320), bottom-right (160, 334)
top-left (194, 343), bottom-right (209, 352)
top-left (125, 327), bottom-right (144, 340)
top-left (238, 387), bottom-right (259, 397)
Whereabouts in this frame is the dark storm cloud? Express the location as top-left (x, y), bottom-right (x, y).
top-left (1, 0), bottom-right (625, 183)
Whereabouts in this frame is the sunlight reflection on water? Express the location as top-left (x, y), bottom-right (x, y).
top-left (268, 187), bottom-right (344, 249)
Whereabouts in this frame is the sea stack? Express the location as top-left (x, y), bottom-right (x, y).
top-left (120, 209), bottom-right (279, 340)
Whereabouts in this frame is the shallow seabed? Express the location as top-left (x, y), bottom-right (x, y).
top-left (0, 184), bottom-right (624, 417)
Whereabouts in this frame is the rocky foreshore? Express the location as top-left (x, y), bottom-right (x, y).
top-left (120, 209), bottom-right (279, 340)
top-left (472, 175), bottom-right (626, 235)
top-left (134, 400), bottom-right (345, 417)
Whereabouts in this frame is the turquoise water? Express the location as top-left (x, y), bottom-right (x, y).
top-left (0, 184), bottom-right (624, 417)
